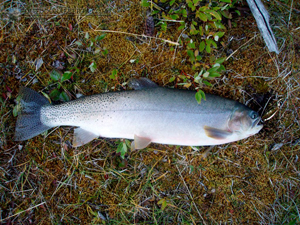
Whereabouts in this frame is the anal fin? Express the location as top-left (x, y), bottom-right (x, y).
top-left (131, 134), bottom-right (151, 150)
top-left (73, 128), bottom-right (99, 147)
top-left (204, 126), bottom-right (232, 140)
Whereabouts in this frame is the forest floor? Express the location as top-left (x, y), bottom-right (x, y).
top-left (0, 0), bottom-right (299, 224)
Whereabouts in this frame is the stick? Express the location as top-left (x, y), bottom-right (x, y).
top-left (246, 0), bottom-right (279, 54)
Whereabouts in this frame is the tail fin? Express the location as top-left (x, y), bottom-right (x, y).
top-left (15, 86), bottom-right (52, 141)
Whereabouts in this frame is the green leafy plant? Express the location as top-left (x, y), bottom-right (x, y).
top-left (142, 0), bottom-right (239, 102)
top-left (116, 139), bottom-right (131, 159)
top-left (75, 32), bottom-right (108, 57)
top-left (48, 70), bottom-right (73, 101)
top-left (47, 33), bottom-right (108, 102)
top-left (75, 32), bottom-right (108, 73)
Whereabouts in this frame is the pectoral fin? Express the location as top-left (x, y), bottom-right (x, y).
top-left (131, 134), bottom-right (152, 150)
top-left (73, 128), bottom-right (99, 147)
top-left (204, 126), bottom-right (232, 140)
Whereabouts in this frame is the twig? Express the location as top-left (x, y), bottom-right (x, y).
top-left (287, 0), bottom-right (294, 28)
top-left (176, 165), bottom-right (207, 225)
top-left (172, 27), bottom-right (187, 66)
top-left (93, 29), bottom-right (179, 46)
top-left (226, 35), bottom-right (257, 61)
top-left (0, 202), bottom-right (46, 222)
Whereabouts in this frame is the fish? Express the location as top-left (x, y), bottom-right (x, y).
top-left (14, 78), bottom-right (263, 149)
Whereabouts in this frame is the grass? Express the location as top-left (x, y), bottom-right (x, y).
top-left (0, 0), bottom-right (299, 224)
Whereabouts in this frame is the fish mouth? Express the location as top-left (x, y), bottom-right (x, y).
top-left (252, 117), bottom-right (263, 128)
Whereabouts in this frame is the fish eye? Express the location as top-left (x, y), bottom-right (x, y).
top-left (250, 111), bottom-right (258, 119)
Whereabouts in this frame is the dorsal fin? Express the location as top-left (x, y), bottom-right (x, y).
top-left (128, 78), bottom-right (158, 90)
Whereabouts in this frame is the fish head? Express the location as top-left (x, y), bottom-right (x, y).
top-left (228, 105), bottom-right (263, 138)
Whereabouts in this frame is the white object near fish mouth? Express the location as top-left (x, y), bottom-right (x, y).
top-left (15, 78), bottom-right (263, 149)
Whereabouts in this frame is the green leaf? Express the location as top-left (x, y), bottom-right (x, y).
top-left (159, 21), bottom-right (167, 31)
top-left (203, 79), bottom-right (212, 86)
top-left (196, 55), bottom-right (202, 61)
top-left (220, 0), bottom-right (231, 3)
top-left (59, 92), bottom-right (70, 102)
top-left (170, 0), bottom-right (176, 6)
top-left (61, 71), bottom-right (72, 82)
top-left (169, 76), bottom-right (175, 83)
top-left (178, 25), bottom-right (185, 30)
top-left (194, 73), bottom-right (200, 83)
top-left (207, 10), bottom-right (222, 20)
top-left (141, 0), bottom-right (150, 7)
top-left (195, 90), bottom-right (206, 104)
top-left (187, 41), bottom-right (196, 49)
top-left (198, 26), bottom-right (203, 35)
top-left (189, 24), bottom-right (198, 35)
top-left (181, 9), bottom-right (187, 17)
top-left (96, 33), bottom-right (106, 41)
top-left (189, 165), bottom-right (194, 173)
top-left (235, 10), bottom-right (241, 16)
top-left (221, 10), bottom-right (232, 19)
top-left (196, 12), bottom-right (207, 22)
top-left (209, 39), bottom-right (217, 48)
top-left (13, 103), bottom-right (20, 117)
top-left (199, 41), bottom-right (205, 52)
top-left (110, 69), bottom-right (118, 80)
top-left (170, 14), bottom-right (179, 20)
top-left (205, 44), bottom-right (211, 53)
top-left (208, 72), bottom-right (221, 78)
top-left (157, 199), bottom-right (167, 211)
top-left (187, 1), bottom-right (195, 11)
top-left (214, 21), bottom-right (226, 29)
top-left (89, 62), bottom-right (97, 72)
top-left (187, 50), bottom-right (195, 62)
top-left (215, 57), bottom-right (226, 64)
top-left (214, 32), bottom-right (225, 42)
top-left (204, 12), bottom-right (212, 21)
top-left (208, 66), bottom-right (219, 73)
top-left (49, 89), bottom-right (61, 101)
top-left (85, 32), bottom-right (89, 39)
top-left (218, 65), bottom-right (226, 72)
top-left (117, 142), bottom-right (127, 159)
top-left (50, 70), bottom-right (61, 81)
top-left (75, 41), bottom-right (82, 46)
top-left (288, 219), bottom-right (298, 225)
top-left (102, 48), bottom-right (108, 56)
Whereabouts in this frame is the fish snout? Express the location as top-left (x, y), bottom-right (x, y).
top-left (252, 117), bottom-right (263, 128)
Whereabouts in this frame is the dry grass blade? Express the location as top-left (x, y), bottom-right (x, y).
top-left (176, 165), bottom-right (206, 225)
top-left (0, 202), bottom-right (46, 223)
top-left (93, 29), bottom-right (179, 45)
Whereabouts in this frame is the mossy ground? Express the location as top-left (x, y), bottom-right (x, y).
top-left (0, 0), bottom-right (299, 224)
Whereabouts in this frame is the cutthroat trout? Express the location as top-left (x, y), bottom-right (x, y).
top-left (15, 78), bottom-right (263, 148)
